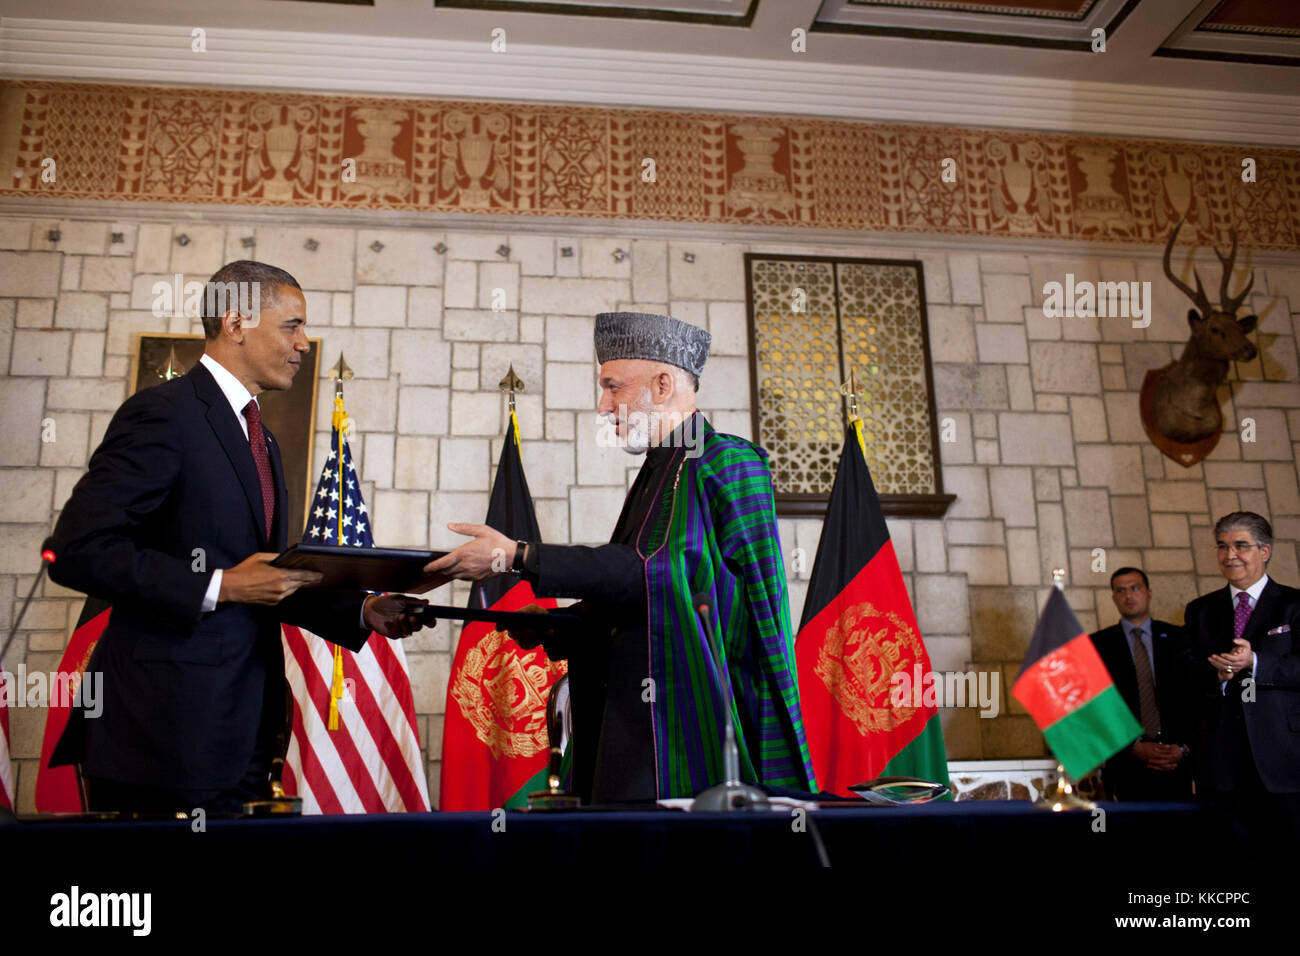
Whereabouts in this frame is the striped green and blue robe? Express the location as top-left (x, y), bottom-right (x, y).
top-left (639, 414), bottom-right (817, 798)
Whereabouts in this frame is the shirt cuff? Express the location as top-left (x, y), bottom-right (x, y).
top-left (202, 569), bottom-right (222, 613)
top-left (360, 597), bottom-right (370, 628)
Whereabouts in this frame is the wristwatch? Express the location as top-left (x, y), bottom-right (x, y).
top-left (511, 540), bottom-right (527, 573)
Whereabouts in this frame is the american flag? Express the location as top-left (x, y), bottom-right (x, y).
top-left (280, 398), bottom-right (431, 813)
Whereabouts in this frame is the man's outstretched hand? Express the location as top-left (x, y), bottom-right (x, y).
top-left (219, 552), bottom-right (322, 605)
top-left (424, 523), bottom-right (517, 582)
top-left (364, 594), bottom-right (429, 639)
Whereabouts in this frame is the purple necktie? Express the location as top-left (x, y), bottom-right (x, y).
top-left (242, 400), bottom-right (275, 542)
top-left (1233, 591), bottom-right (1253, 642)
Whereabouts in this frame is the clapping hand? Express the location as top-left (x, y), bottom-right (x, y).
top-left (1209, 637), bottom-right (1252, 682)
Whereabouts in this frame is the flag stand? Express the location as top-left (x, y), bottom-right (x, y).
top-left (1032, 569), bottom-right (1097, 811)
top-left (1034, 763), bottom-right (1095, 812)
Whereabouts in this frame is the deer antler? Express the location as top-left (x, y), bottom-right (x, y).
top-left (1213, 230), bottom-right (1255, 316)
top-left (1162, 219), bottom-right (1213, 318)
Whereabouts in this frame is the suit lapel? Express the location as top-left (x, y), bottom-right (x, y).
top-left (1103, 625), bottom-right (1140, 714)
top-left (1205, 587), bottom-right (1234, 654)
top-left (1152, 623), bottom-right (1175, 681)
top-left (189, 362), bottom-right (269, 546)
top-left (1151, 622), bottom-right (1181, 712)
top-left (266, 425), bottom-right (289, 550)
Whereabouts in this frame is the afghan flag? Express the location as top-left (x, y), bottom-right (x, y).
top-left (795, 418), bottom-right (949, 796)
top-left (439, 411), bottom-right (565, 811)
top-left (1013, 587), bottom-right (1142, 780)
top-left (35, 595), bottom-right (111, 812)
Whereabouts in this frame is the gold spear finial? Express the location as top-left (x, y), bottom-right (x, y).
top-left (839, 368), bottom-right (865, 420)
top-left (499, 363), bottom-right (524, 414)
top-left (157, 345), bottom-right (186, 381)
top-left (1052, 568), bottom-right (1066, 590)
top-left (330, 352), bottom-right (354, 398)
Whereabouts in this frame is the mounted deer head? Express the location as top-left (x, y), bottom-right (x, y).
top-left (1162, 219), bottom-right (1258, 367)
top-left (1142, 220), bottom-right (1259, 455)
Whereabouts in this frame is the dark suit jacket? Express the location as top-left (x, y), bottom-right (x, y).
top-left (48, 360), bottom-right (371, 791)
top-left (1089, 620), bottom-right (1195, 800)
top-left (1183, 579), bottom-right (1300, 794)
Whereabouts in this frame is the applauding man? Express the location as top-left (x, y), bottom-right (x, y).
top-left (1184, 512), bottom-right (1300, 836)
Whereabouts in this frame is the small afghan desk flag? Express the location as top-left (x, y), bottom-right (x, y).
top-left (1012, 587), bottom-right (1142, 780)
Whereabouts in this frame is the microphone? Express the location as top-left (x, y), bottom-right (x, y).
top-left (689, 589), bottom-right (770, 812)
top-left (0, 540), bottom-right (58, 675)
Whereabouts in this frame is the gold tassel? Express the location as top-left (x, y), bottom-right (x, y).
top-left (328, 395), bottom-right (348, 731)
top-left (851, 415), bottom-right (868, 462)
top-left (328, 644), bottom-right (344, 731)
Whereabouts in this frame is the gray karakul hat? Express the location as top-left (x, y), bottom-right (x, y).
top-left (594, 312), bottom-right (712, 378)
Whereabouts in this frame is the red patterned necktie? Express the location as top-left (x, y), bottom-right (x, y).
top-left (242, 399), bottom-right (275, 542)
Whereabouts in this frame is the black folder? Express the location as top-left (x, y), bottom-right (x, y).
top-left (272, 543), bottom-right (452, 593)
top-left (272, 545), bottom-right (585, 631)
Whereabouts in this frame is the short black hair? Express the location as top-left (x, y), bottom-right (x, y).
top-left (200, 260), bottom-right (301, 338)
top-left (1110, 566), bottom-right (1149, 589)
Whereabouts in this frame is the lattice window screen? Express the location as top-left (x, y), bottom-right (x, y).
top-left (745, 255), bottom-right (951, 516)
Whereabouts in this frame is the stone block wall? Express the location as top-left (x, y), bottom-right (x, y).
top-left (3, 213), bottom-right (1299, 811)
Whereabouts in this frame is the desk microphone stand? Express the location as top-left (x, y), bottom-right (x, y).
top-left (689, 595), bottom-right (770, 813)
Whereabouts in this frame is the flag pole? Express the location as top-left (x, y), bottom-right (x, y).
top-left (327, 353), bottom-right (354, 731)
top-left (499, 363), bottom-right (524, 448)
top-left (1034, 566), bottom-right (1098, 812)
top-left (496, 363), bottom-right (578, 811)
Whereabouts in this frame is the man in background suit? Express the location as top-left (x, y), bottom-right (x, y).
top-left (1184, 511), bottom-right (1300, 838)
top-left (49, 260), bottom-right (423, 815)
top-left (1089, 567), bottom-right (1194, 801)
